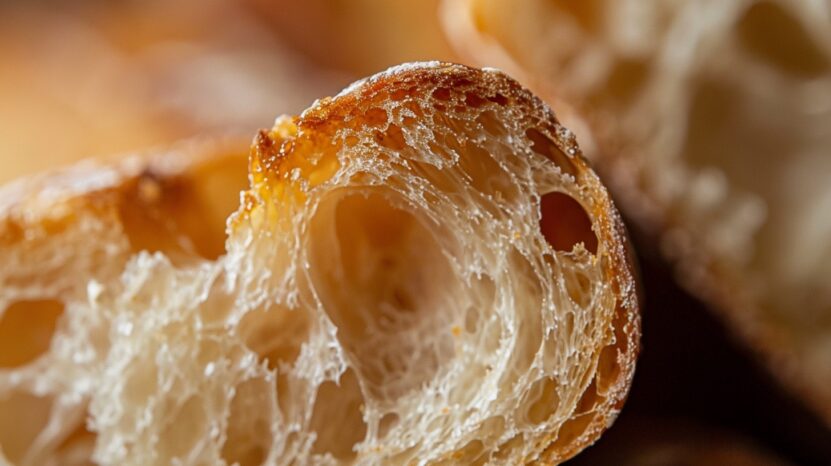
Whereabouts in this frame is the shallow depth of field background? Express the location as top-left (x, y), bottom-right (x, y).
top-left (0, 0), bottom-right (829, 464)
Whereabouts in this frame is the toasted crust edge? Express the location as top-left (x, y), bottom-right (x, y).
top-left (251, 61), bottom-right (641, 463)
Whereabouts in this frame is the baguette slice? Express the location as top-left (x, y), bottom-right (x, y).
top-left (0, 136), bottom-right (250, 466)
top-left (0, 63), bottom-right (639, 465)
top-left (443, 0), bottom-right (831, 424)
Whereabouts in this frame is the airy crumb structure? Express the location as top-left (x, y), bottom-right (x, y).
top-left (0, 63), bottom-right (639, 465)
top-left (444, 0), bottom-right (831, 424)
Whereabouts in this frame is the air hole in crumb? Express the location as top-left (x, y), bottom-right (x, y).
top-left (310, 369), bottom-right (367, 460)
top-left (238, 305), bottom-right (310, 371)
top-left (465, 92), bottom-right (487, 108)
top-left (275, 372), bottom-right (294, 420)
top-left (378, 413), bottom-right (399, 438)
top-left (0, 299), bottom-right (64, 368)
top-left (464, 306), bottom-right (480, 334)
top-left (546, 412), bottom-right (594, 454)
top-left (492, 434), bottom-right (524, 461)
top-left (479, 415), bottom-right (506, 439)
top-left (390, 88), bottom-right (411, 101)
top-left (611, 303), bottom-right (630, 355)
top-left (369, 91), bottom-right (390, 106)
top-left (0, 392), bottom-right (52, 463)
top-left (373, 124), bottom-right (407, 151)
top-left (596, 344), bottom-right (621, 396)
top-left (488, 94), bottom-right (508, 106)
top-left (737, 2), bottom-right (828, 78)
top-left (404, 101), bottom-right (424, 118)
top-left (564, 271), bottom-right (592, 308)
top-left (450, 440), bottom-right (486, 464)
top-left (457, 140), bottom-right (519, 203)
top-left (56, 419), bottom-right (96, 464)
top-left (364, 107), bottom-right (388, 126)
top-left (308, 190), bottom-right (460, 400)
top-left (432, 87), bottom-right (452, 101)
top-left (563, 312), bottom-right (575, 336)
top-left (525, 128), bottom-right (577, 177)
top-left (119, 151), bottom-right (247, 261)
top-left (122, 353), bottom-right (159, 413)
top-left (506, 251), bottom-right (543, 376)
top-left (539, 192), bottom-right (598, 254)
top-left (576, 377), bottom-right (604, 414)
top-left (524, 377), bottom-right (561, 424)
top-left (158, 396), bottom-right (208, 461)
top-left (477, 110), bottom-right (507, 138)
top-left (222, 378), bottom-right (274, 466)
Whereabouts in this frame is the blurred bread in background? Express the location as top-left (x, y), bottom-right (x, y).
top-left (0, 0), bottom-right (348, 183)
top-left (1, 0), bottom-right (828, 463)
top-left (444, 0), bottom-right (831, 425)
top-left (241, 0), bottom-right (459, 76)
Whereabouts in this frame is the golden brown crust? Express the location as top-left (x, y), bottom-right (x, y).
top-left (0, 135), bottom-right (249, 261)
top-left (1, 63), bottom-right (638, 465)
top-left (242, 62), bottom-right (640, 464)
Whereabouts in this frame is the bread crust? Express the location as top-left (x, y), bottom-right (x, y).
top-left (0, 136), bottom-right (249, 465)
top-left (0, 135), bottom-right (249, 259)
top-left (0, 63), bottom-right (638, 465)
top-left (242, 62), bottom-right (640, 464)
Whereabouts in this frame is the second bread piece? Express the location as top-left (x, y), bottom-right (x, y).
top-left (0, 63), bottom-right (639, 465)
top-left (443, 0), bottom-right (831, 425)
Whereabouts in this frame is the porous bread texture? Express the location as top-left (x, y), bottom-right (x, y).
top-left (0, 136), bottom-right (250, 466)
top-left (443, 0), bottom-right (831, 423)
top-left (0, 63), bottom-right (639, 465)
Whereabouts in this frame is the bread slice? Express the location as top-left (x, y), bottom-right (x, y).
top-left (443, 0), bottom-right (831, 424)
top-left (0, 63), bottom-right (639, 465)
top-left (0, 135), bottom-right (250, 466)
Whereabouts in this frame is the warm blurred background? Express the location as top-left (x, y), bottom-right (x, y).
top-left (1, 0), bottom-right (829, 464)
top-left (0, 0), bottom-right (460, 183)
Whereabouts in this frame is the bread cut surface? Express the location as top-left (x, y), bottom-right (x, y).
top-left (443, 0), bottom-right (831, 424)
top-left (0, 63), bottom-right (638, 465)
top-left (0, 135), bottom-right (250, 466)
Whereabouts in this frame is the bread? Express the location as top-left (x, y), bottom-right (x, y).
top-left (0, 63), bottom-right (639, 465)
top-left (240, 0), bottom-right (459, 75)
top-left (0, 0), bottom-right (347, 183)
top-left (443, 0), bottom-right (831, 424)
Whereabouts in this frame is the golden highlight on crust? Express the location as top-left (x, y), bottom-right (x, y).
top-left (0, 63), bottom-right (638, 465)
